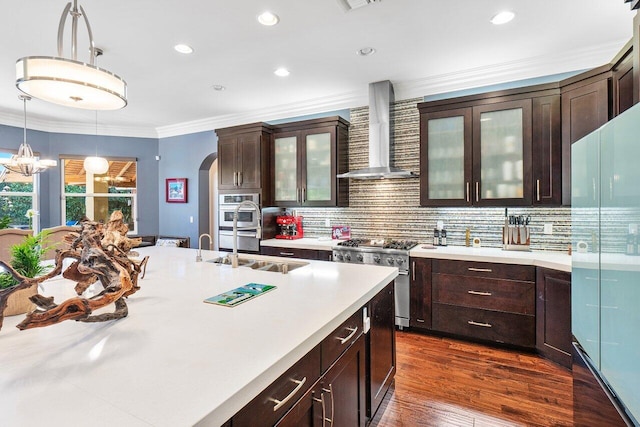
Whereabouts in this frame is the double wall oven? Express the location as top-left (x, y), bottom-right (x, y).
top-left (218, 193), bottom-right (261, 253)
top-left (218, 193), bottom-right (281, 253)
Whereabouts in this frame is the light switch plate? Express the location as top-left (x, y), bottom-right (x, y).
top-left (544, 223), bottom-right (553, 235)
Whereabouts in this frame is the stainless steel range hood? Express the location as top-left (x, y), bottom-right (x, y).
top-left (337, 80), bottom-right (418, 180)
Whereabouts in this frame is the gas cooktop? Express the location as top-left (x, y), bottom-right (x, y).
top-left (335, 239), bottom-right (418, 251)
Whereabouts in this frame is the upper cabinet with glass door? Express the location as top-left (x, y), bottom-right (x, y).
top-left (418, 85), bottom-right (562, 207)
top-left (272, 117), bottom-right (349, 207)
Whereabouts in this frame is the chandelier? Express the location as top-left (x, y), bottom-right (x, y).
top-left (0, 95), bottom-right (57, 176)
top-left (15, 1), bottom-right (127, 110)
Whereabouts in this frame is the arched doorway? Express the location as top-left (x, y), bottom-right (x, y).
top-left (198, 153), bottom-right (217, 250)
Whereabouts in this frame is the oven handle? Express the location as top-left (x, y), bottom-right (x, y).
top-left (219, 230), bottom-right (258, 238)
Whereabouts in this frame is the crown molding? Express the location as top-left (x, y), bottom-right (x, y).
top-left (155, 90), bottom-right (365, 138)
top-left (0, 39), bottom-right (628, 140)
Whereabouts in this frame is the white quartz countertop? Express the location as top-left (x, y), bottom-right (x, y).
top-left (409, 245), bottom-right (571, 272)
top-left (261, 237), bottom-right (337, 251)
top-left (0, 246), bottom-right (397, 426)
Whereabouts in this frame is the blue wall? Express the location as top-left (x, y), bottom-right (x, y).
top-left (0, 124), bottom-right (159, 236)
top-left (158, 130), bottom-right (218, 248)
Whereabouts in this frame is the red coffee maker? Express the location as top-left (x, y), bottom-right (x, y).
top-left (276, 214), bottom-right (304, 240)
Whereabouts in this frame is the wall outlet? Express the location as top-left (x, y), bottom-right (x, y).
top-left (325, 218), bottom-right (331, 227)
top-left (543, 223), bottom-right (553, 235)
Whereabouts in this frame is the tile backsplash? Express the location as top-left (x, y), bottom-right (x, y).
top-left (291, 98), bottom-right (572, 252)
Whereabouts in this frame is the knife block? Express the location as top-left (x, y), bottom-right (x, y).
top-left (503, 225), bottom-right (531, 251)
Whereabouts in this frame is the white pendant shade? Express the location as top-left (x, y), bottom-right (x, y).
top-left (84, 156), bottom-right (109, 174)
top-left (16, 56), bottom-right (127, 110)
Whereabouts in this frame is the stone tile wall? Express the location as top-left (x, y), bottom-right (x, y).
top-left (292, 98), bottom-right (572, 252)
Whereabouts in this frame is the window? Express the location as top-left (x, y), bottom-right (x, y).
top-left (61, 157), bottom-right (137, 233)
top-left (0, 151), bottom-right (39, 231)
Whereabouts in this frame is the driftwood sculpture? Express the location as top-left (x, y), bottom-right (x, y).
top-left (0, 211), bottom-right (149, 331)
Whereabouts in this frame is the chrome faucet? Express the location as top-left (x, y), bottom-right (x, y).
top-left (231, 200), bottom-right (261, 268)
top-left (196, 233), bottom-right (213, 262)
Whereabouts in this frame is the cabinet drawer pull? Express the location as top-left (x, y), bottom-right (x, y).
top-left (239, 171), bottom-right (243, 185)
top-left (271, 377), bottom-right (307, 411)
top-left (475, 182), bottom-right (479, 201)
top-left (337, 326), bottom-right (358, 345)
top-left (279, 252), bottom-right (295, 256)
top-left (416, 318), bottom-right (425, 323)
top-left (536, 179), bottom-right (540, 201)
top-left (468, 267), bottom-right (492, 273)
top-left (302, 187), bottom-right (306, 203)
top-left (468, 320), bottom-right (492, 328)
top-left (322, 384), bottom-right (334, 426)
top-left (466, 182), bottom-right (470, 202)
top-left (468, 290), bottom-right (492, 296)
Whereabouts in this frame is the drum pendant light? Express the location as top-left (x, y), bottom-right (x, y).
top-left (15, 0), bottom-right (127, 110)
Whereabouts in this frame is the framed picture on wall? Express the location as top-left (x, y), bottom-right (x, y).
top-left (166, 178), bottom-right (188, 203)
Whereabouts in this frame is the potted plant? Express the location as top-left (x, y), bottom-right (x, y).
top-left (0, 231), bottom-right (52, 316)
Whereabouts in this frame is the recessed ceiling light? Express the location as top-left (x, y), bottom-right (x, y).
top-left (258, 11), bottom-right (280, 26)
top-left (356, 47), bottom-right (376, 56)
top-left (490, 11), bottom-right (515, 25)
top-left (212, 85), bottom-right (226, 91)
top-left (174, 44), bottom-right (194, 54)
top-left (274, 67), bottom-right (290, 77)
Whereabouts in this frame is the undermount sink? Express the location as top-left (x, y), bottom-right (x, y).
top-left (206, 256), bottom-right (308, 274)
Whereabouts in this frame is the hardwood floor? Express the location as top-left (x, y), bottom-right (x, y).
top-left (372, 331), bottom-right (573, 427)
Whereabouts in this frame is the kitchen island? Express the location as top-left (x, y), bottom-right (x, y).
top-left (0, 246), bottom-right (397, 426)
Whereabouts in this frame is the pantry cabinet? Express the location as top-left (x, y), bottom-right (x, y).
top-left (418, 85), bottom-right (561, 207)
top-left (272, 117), bottom-right (349, 207)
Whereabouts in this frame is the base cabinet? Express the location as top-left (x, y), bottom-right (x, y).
top-left (367, 282), bottom-right (396, 420)
top-left (409, 257), bottom-right (432, 329)
top-left (536, 267), bottom-right (572, 369)
top-left (233, 282), bottom-right (394, 427)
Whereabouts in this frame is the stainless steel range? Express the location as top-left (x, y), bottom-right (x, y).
top-left (332, 238), bottom-right (418, 329)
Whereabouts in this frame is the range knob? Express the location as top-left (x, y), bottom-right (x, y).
top-left (387, 258), bottom-right (395, 266)
top-left (356, 253), bottom-right (364, 262)
top-left (373, 255), bottom-right (381, 264)
top-left (396, 258), bottom-right (405, 265)
top-left (336, 254), bottom-right (344, 261)
top-left (344, 253), bottom-right (352, 261)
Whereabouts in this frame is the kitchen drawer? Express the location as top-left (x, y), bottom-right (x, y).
top-left (233, 345), bottom-right (321, 427)
top-left (433, 274), bottom-right (535, 315)
top-left (432, 303), bottom-right (535, 348)
top-left (321, 308), bottom-right (363, 373)
top-left (261, 246), bottom-right (331, 261)
top-left (432, 259), bottom-right (535, 282)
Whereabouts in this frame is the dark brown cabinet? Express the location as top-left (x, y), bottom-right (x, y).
top-left (366, 281), bottom-right (395, 420)
top-left (560, 72), bottom-right (610, 205)
top-left (532, 95), bottom-right (562, 205)
top-left (272, 117), bottom-right (349, 207)
top-left (260, 246), bottom-right (332, 261)
top-left (216, 123), bottom-right (273, 197)
top-left (431, 259), bottom-right (536, 348)
top-left (232, 282), bottom-right (393, 427)
top-left (409, 257), bottom-right (432, 329)
top-left (536, 267), bottom-right (572, 369)
top-left (418, 86), bottom-right (560, 207)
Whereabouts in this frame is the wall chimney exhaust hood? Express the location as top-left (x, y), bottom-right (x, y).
top-left (337, 80), bottom-right (418, 180)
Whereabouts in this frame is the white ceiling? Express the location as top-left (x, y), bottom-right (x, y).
top-left (0, 0), bottom-right (635, 138)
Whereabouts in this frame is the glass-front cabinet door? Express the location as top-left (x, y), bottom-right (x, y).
top-left (419, 108), bottom-right (472, 206)
top-left (472, 99), bottom-right (532, 206)
top-left (302, 128), bottom-right (334, 205)
top-left (273, 133), bottom-right (298, 203)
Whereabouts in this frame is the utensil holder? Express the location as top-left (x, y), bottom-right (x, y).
top-left (502, 225), bottom-right (531, 251)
